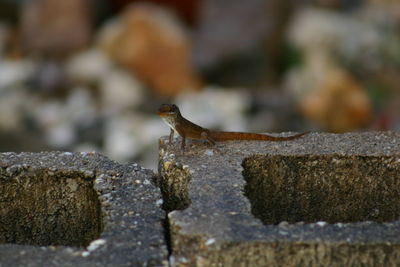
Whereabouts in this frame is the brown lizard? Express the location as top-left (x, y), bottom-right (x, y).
top-left (157, 104), bottom-right (308, 150)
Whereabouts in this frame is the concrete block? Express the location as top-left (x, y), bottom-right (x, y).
top-left (0, 152), bottom-right (168, 266)
top-left (158, 132), bottom-right (400, 266)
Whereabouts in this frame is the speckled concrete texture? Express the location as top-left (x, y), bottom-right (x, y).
top-left (0, 152), bottom-right (168, 267)
top-left (158, 132), bottom-right (400, 266)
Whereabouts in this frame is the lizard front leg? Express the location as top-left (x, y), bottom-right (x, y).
top-left (175, 125), bottom-right (187, 151)
top-left (169, 128), bottom-right (174, 143)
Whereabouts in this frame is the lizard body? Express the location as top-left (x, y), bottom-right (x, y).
top-left (157, 104), bottom-right (308, 150)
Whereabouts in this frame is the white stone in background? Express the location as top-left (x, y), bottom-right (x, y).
top-left (33, 87), bottom-right (98, 148)
top-left (35, 99), bottom-right (76, 147)
top-left (287, 7), bottom-right (382, 65)
top-left (32, 100), bottom-right (63, 127)
top-left (103, 114), bottom-right (143, 162)
top-left (136, 118), bottom-right (170, 170)
top-left (100, 69), bottom-right (145, 114)
top-left (66, 48), bottom-right (112, 83)
top-left (0, 88), bottom-right (29, 130)
top-left (175, 86), bottom-right (251, 132)
top-left (104, 114), bottom-right (169, 164)
top-left (101, 113), bottom-right (168, 168)
top-left (47, 121), bottom-right (76, 147)
top-left (0, 60), bottom-right (36, 89)
top-left (65, 87), bottom-right (98, 123)
top-left (139, 118), bottom-right (170, 145)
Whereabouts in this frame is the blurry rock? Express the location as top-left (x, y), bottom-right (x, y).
top-left (175, 86), bottom-right (251, 132)
top-left (287, 52), bottom-right (371, 132)
top-left (139, 116), bottom-right (170, 146)
top-left (299, 70), bottom-right (370, 132)
top-left (31, 61), bottom-right (68, 96)
top-left (287, 7), bottom-right (383, 72)
top-left (0, 87), bottom-right (29, 130)
top-left (193, 0), bottom-right (293, 85)
top-left (100, 69), bottom-right (144, 114)
top-left (103, 112), bottom-right (171, 168)
top-left (0, 60), bottom-right (36, 88)
top-left (66, 48), bottom-right (112, 84)
top-left (32, 87), bottom-right (98, 148)
top-left (64, 87), bottom-right (98, 128)
top-left (137, 117), bottom-right (169, 170)
top-left (108, 0), bottom-right (201, 25)
top-left (0, 23), bottom-right (9, 57)
top-left (248, 89), bottom-right (304, 132)
top-left (103, 114), bottom-right (144, 162)
top-left (46, 121), bottom-right (76, 148)
top-left (0, 130), bottom-right (51, 152)
top-left (99, 2), bottom-right (201, 97)
top-left (286, 7), bottom-right (382, 132)
top-left (368, 0), bottom-right (400, 18)
top-left (20, 0), bottom-right (91, 57)
top-left (5, 26), bottom-right (23, 60)
top-left (193, 0), bottom-right (268, 67)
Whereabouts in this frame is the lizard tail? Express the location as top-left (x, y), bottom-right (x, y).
top-left (208, 131), bottom-right (309, 142)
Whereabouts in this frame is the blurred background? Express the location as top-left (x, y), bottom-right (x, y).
top-left (0, 0), bottom-right (399, 169)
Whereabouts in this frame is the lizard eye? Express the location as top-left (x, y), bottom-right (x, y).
top-left (171, 104), bottom-right (179, 112)
top-left (158, 104), bottom-right (178, 114)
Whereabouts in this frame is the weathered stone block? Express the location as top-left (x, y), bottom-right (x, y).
top-left (0, 152), bottom-right (168, 266)
top-left (158, 132), bottom-right (400, 266)
top-left (243, 155), bottom-right (400, 224)
top-left (0, 164), bottom-right (102, 246)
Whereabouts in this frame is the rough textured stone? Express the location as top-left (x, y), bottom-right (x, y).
top-left (193, 0), bottom-right (294, 85)
top-left (20, 0), bottom-right (91, 57)
top-left (158, 132), bottom-right (400, 266)
top-left (0, 152), bottom-right (168, 266)
top-left (100, 2), bottom-right (201, 97)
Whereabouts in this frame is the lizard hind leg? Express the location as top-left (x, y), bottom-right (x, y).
top-left (201, 131), bottom-right (216, 146)
top-left (203, 132), bottom-right (223, 154)
top-left (206, 136), bottom-right (216, 146)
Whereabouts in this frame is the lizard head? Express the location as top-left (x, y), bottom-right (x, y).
top-left (157, 104), bottom-right (180, 117)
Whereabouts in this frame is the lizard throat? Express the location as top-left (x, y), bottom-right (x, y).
top-left (162, 116), bottom-right (178, 132)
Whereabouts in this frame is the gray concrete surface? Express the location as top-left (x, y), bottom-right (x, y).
top-left (158, 132), bottom-right (400, 266)
top-left (0, 152), bottom-right (168, 266)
